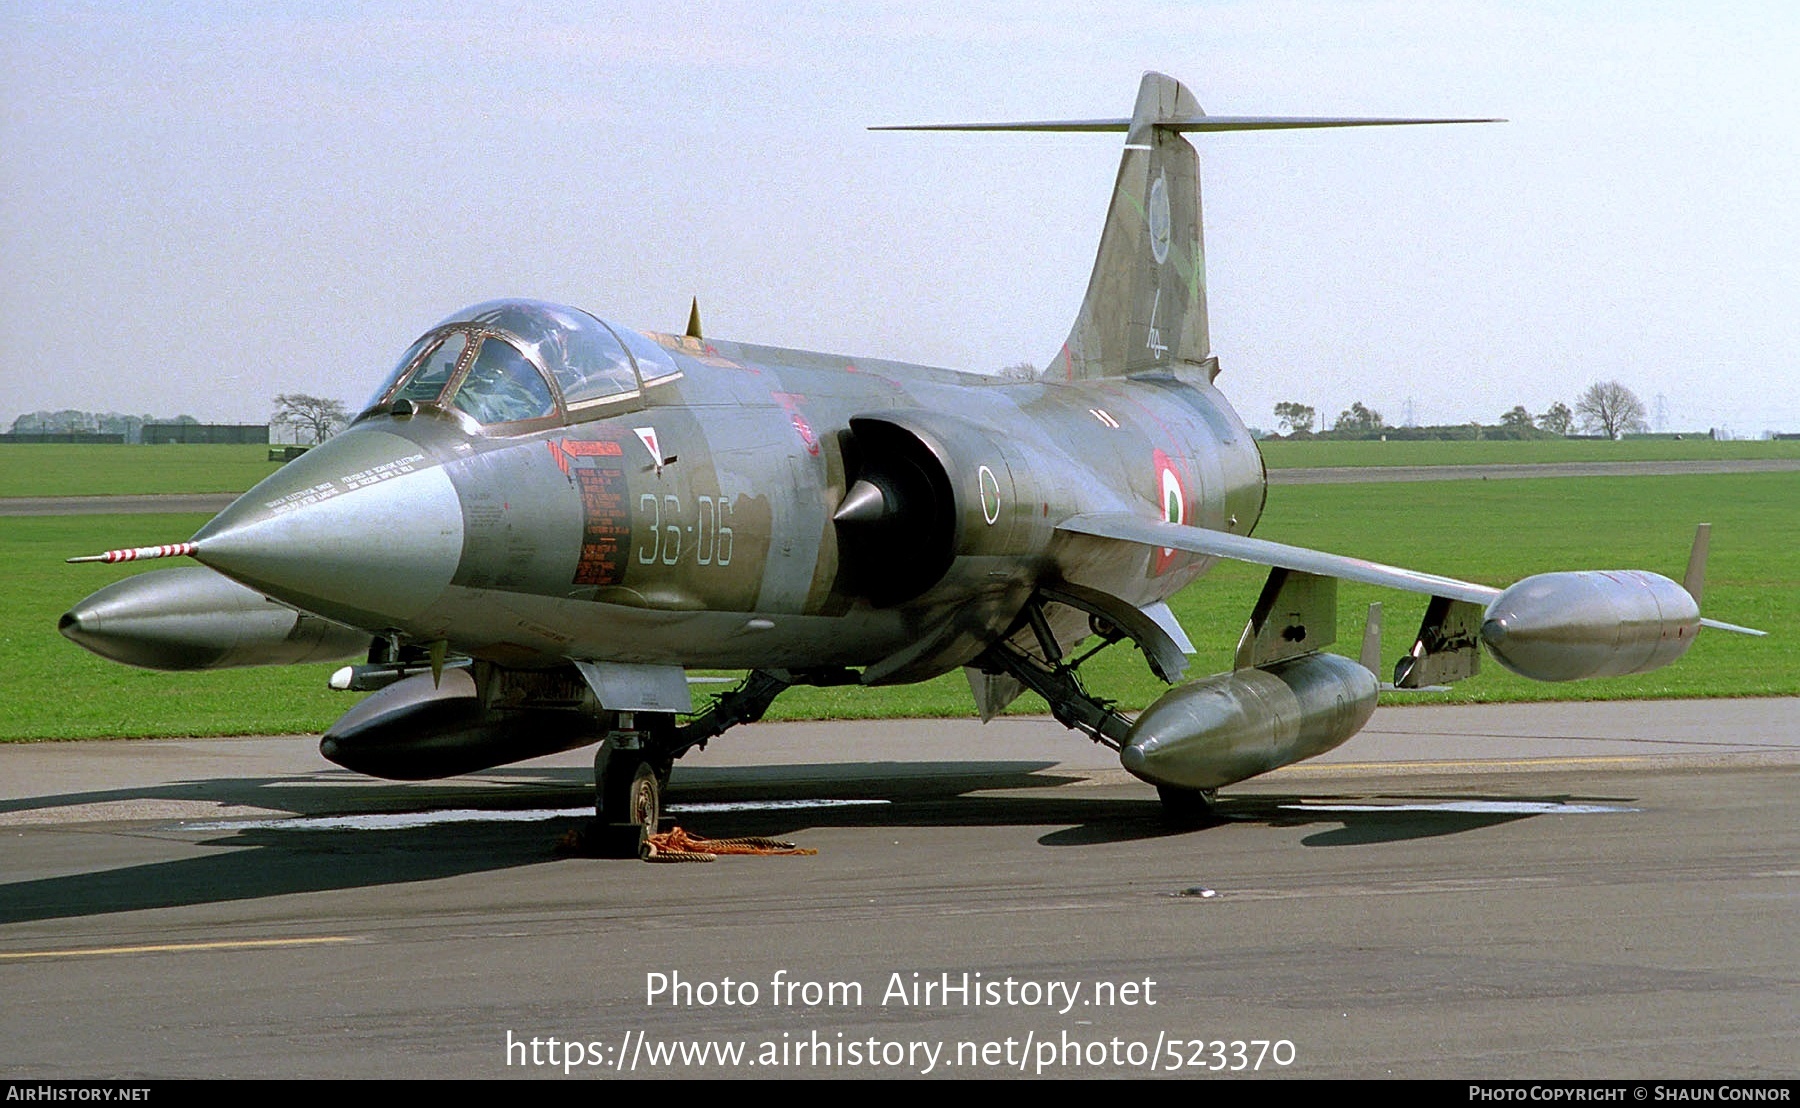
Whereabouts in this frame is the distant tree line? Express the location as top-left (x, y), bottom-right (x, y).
top-left (1270, 381), bottom-right (1655, 441)
top-left (8, 411), bottom-right (200, 442)
top-left (10, 394), bottom-right (351, 446)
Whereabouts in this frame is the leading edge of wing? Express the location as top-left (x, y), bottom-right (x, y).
top-left (1057, 513), bottom-right (1502, 605)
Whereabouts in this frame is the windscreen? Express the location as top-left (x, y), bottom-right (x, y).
top-left (451, 336), bottom-right (557, 424)
top-left (366, 300), bottom-right (663, 428)
top-left (448, 300), bottom-right (638, 408)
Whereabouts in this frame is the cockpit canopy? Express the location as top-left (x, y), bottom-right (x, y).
top-left (362, 300), bottom-right (680, 430)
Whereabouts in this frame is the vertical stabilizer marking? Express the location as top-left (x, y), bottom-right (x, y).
top-left (1053, 72), bottom-right (1210, 380)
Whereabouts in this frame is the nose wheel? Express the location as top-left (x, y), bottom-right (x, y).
top-left (594, 722), bottom-right (674, 859)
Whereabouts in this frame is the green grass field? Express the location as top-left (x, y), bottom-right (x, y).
top-left (1257, 438), bottom-right (1800, 468)
top-left (6, 471), bottom-right (1792, 740)
top-left (0, 444), bottom-right (285, 498)
top-left (2, 513), bottom-right (354, 740)
top-left (4, 440), bottom-right (1796, 499)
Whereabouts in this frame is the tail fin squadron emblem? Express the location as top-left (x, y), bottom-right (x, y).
top-left (1148, 171), bottom-right (1171, 264)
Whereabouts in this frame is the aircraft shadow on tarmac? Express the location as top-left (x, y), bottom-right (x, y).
top-left (0, 763), bottom-right (1635, 925)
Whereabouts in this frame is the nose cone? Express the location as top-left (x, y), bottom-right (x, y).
top-left (191, 428), bottom-right (464, 629)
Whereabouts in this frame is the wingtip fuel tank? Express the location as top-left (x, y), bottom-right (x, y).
top-left (1479, 570), bottom-right (1701, 682)
top-left (60, 566), bottom-right (369, 671)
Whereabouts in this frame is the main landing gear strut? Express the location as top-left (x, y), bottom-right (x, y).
top-left (971, 591), bottom-right (1218, 824)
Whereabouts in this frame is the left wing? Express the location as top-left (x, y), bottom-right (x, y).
top-left (1059, 513), bottom-right (1500, 605)
top-left (1058, 512), bottom-right (1760, 685)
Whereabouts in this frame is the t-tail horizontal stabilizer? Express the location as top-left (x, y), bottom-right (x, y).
top-left (878, 73), bottom-right (1503, 384)
top-left (873, 117), bottom-right (1501, 135)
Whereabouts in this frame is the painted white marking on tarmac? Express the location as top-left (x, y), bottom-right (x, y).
top-left (183, 808), bottom-right (589, 831)
top-left (1281, 800), bottom-right (1639, 815)
top-left (670, 799), bottom-right (888, 813)
top-left (181, 798), bottom-right (890, 831)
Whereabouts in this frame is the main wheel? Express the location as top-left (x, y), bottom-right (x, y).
top-left (1157, 785), bottom-right (1218, 825)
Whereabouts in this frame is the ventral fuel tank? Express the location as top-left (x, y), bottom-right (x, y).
top-left (1120, 652), bottom-right (1378, 792)
top-left (318, 669), bottom-right (601, 780)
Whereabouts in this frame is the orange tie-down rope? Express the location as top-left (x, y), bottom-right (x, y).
top-left (643, 825), bottom-right (818, 863)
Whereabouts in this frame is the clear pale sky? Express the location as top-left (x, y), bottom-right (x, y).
top-left (4, 2), bottom-right (1797, 435)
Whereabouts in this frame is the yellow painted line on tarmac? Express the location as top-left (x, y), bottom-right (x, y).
top-left (1276, 754), bottom-right (1680, 774)
top-left (0, 936), bottom-right (357, 962)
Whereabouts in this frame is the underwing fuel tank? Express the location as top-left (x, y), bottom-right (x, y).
top-left (1479, 570), bottom-right (1700, 682)
top-left (318, 669), bottom-right (598, 780)
top-left (1119, 653), bottom-right (1378, 791)
top-left (59, 566), bottom-right (369, 670)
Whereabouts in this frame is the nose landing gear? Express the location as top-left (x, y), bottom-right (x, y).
top-left (586, 669), bottom-right (796, 858)
top-left (593, 717), bottom-right (674, 859)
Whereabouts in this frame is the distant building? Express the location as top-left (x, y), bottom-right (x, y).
top-left (141, 424), bottom-right (270, 445)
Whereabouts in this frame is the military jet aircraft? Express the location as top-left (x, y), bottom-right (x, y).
top-left (63, 73), bottom-right (1760, 854)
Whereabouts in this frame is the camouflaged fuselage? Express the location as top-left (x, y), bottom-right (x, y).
top-left (214, 332), bottom-right (1263, 686)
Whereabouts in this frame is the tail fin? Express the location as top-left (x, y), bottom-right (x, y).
top-left (1058, 73), bottom-right (1210, 381)
top-left (873, 75), bottom-right (1498, 382)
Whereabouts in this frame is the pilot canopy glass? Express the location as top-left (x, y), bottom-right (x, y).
top-left (364, 299), bottom-right (675, 429)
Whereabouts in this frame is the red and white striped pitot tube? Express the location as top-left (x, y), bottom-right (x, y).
top-left (67, 541), bottom-right (198, 565)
